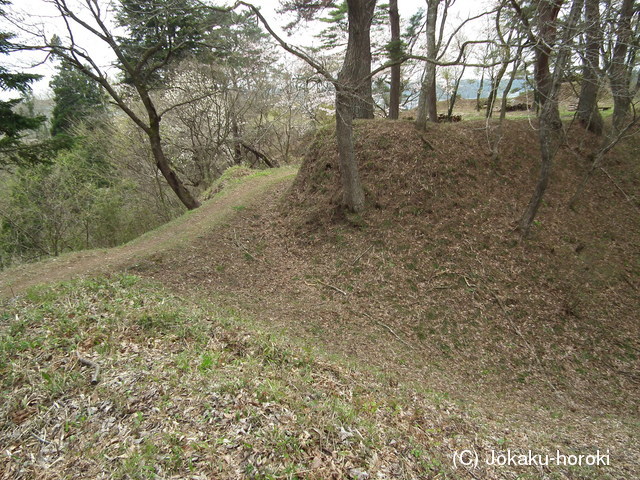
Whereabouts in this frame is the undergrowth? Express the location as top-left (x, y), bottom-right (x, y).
top-left (0, 275), bottom-right (458, 479)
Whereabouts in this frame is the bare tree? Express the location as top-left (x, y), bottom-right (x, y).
top-left (510, 0), bottom-right (584, 236)
top-left (486, 26), bottom-right (515, 119)
top-left (236, 0), bottom-right (376, 212)
top-left (498, 41), bottom-right (524, 121)
top-left (21, 0), bottom-right (203, 209)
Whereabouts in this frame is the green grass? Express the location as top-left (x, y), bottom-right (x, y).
top-left (1, 274), bottom-right (462, 479)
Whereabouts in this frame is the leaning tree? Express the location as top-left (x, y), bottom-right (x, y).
top-left (22, 0), bottom-right (221, 210)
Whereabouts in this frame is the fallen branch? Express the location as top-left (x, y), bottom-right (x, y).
top-left (30, 432), bottom-right (52, 445)
top-left (317, 280), bottom-right (348, 296)
top-left (305, 279), bottom-right (348, 296)
top-left (240, 141), bottom-right (279, 168)
top-left (351, 245), bottom-right (373, 265)
top-left (76, 352), bottom-right (100, 385)
top-left (363, 313), bottom-right (415, 350)
top-left (622, 275), bottom-right (638, 292)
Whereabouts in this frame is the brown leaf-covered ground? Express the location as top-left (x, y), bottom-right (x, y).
top-left (137, 119), bottom-right (639, 478)
top-left (2, 118), bottom-right (638, 479)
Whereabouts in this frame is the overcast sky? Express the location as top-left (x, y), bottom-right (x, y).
top-left (4, 0), bottom-right (488, 98)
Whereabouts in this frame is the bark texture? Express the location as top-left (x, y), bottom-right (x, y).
top-left (388, 0), bottom-right (401, 119)
top-left (576, 0), bottom-right (603, 134)
top-left (519, 0), bottom-right (582, 236)
top-left (334, 0), bottom-right (376, 212)
top-left (150, 120), bottom-right (201, 210)
top-left (519, 0), bottom-right (560, 236)
top-left (609, 0), bottom-right (635, 133)
top-left (499, 45), bottom-right (523, 121)
top-left (486, 39), bottom-right (511, 120)
top-left (347, 0), bottom-right (376, 119)
top-left (336, 86), bottom-right (365, 212)
top-left (416, 0), bottom-right (440, 130)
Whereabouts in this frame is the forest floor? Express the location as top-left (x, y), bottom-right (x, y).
top-left (1, 118), bottom-right (639, 479)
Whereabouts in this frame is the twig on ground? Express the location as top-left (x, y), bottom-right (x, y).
top-left (461, 463), bottom-right (481, 480)
top-left (233, 228), bottom-right (258, 261)
top-left (305, 279), bottom-right (348, 296)
top-left (600, 167), bottom-right (640, 215)
top-left (363, 313), bottom-right (416, 350)
top-left (76, 352), bottom-right (100, 385)
top-left (462, 275), bottom-right (477, 289)
top-left (30, 432), bottom-right (52, 445)
top-left (424, 284), bottom-right (455, 293)
top-left (622, 275), bottom-right (638, 292)
top-left (317, 279), bottom-right (348, 296)
top-left (273, 469), bottom-right (313, 479)
top-left (351, 245), bottom-right (373, 265)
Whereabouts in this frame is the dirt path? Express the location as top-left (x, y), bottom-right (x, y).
top-left (0, 167), bottom-right (297, 299)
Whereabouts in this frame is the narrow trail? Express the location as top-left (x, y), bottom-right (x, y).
top-left (0, 167), bottom-right (297, 299)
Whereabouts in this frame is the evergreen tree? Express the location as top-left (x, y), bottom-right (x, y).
top-left (0, 0), bottom-right (49, 168)
top-left (115, 0), bottom-right (209, 86)
top-left (50, 59), bottom-right (106, 137)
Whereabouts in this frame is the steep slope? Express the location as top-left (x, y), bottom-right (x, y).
top-left (138, 118), bottom-right (639, 478)
top-left (2, 119), bottom-right (638, 479)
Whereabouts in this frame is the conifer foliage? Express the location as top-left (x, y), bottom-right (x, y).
top-left (0, 0), bottom-right (48, 167)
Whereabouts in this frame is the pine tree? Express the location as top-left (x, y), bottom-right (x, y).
top-left (0, 0), bottom-right (49, 168)
top-left (50, 59), bottom-right (107, 136)
top-left (115, 0), bottom-right (208, 86)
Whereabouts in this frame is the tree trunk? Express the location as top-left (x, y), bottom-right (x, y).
top-left (499, 46), bottom-right (523, 121)
top-left (476, 69), bottom-right (485, 111)
top-left (334, 0), bottom-right (375, 212)
top-left (447, 65), bottom-right (466, 118)
top-left (388, 0), bottom-right (401, 119)
top-left (241, 141), bottom-right (279, 168)
top-left (349, 0), bottom-right (376, 119)
top-left (231, 117), bottom-right (243, 165)
top-left (518, 99), bottom-right (559, 235)
top-left (416, 0), bottom-right (439, 130)
top-left (518, 0), bottom-right (563, 236)
top-left (519, 0), bottom-right (583, 236)
top-left (336, 85), bottom-right (365, 212)
top-left (609, 0), bottom-right (635, 133)
top-left (576, 0), bottom-right (603, 134)
top-left (149, 121), bottom-right (200, 210)
top-left (486, 56), bottom-right (510, 119)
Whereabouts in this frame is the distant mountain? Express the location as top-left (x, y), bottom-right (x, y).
top-left (439, 78), bottom-right (530, 100)
top-left (404, 78), bottom-right (531, 109)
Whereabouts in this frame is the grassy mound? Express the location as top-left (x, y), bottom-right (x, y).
top-left (2, 119), bottom-right (637, 479)
top-left (129, 118), bottom-right (638, 478)
top-left (283, 119), bottom-right (639, 412)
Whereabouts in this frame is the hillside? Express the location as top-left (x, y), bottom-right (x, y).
top-left (2, 118), bottom-right (639, 479)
